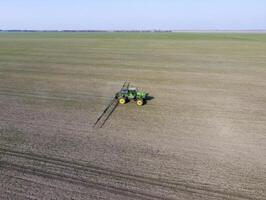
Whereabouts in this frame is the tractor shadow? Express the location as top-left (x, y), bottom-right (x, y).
top-left (145, 96), bottom-right (154, 105)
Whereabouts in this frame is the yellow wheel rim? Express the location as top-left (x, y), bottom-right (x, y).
top-left (119, 98), bottom-right (126, 104)
top-left (137, 100), bottom-right (143, 106)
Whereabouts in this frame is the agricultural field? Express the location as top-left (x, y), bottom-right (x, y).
top-left (0, 32), bottom-right (266, 200)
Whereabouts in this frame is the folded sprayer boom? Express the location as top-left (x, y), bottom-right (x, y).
top-left (94, 81), bottom-right (130, 128)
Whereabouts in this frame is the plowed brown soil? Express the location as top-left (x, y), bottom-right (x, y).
top-left (0, 33), bottom-right (266, 199)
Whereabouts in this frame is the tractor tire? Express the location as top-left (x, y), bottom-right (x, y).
top-left (136, 99), bottom-right (143, 106)
top-left (119, 98), bottom-right (126, 104)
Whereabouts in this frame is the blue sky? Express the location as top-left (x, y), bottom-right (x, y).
top-left (0, 0), bottom-right (265, 30)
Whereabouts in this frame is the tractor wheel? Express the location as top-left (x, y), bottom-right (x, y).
top-left (119, 98), bottom-right (126, 104)
top-left (136, 99), bottom-right (143, 106)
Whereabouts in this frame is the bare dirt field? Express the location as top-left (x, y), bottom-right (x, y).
top-left (0, 32), bottom-right (266, 200)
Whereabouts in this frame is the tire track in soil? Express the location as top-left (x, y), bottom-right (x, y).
top-left (0, 118), bottom-right (94, 132)
top-left (0, 174), bottom-right (107, 200)
top-left (0, 161), bottom-right (169, 200)
top-left (0, 193), bottom-right (37, 200)
top-left (0, 148), bottom-right (256, 200)
top-left (0, 90), bottom-right (111, 103)
top-left (0, 187), bottom-right (38, 200)
top-left (0, 86), bottom-right (110, 98)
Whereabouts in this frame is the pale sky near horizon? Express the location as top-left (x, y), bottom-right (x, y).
top-left (0, 0), bottom-right (265, 30)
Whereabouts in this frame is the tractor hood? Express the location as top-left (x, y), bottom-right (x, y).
top-left (137, 91), bottom-right (148, 99)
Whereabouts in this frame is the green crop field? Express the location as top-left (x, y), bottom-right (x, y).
top-left (0, 32), bottom-right (266, 199)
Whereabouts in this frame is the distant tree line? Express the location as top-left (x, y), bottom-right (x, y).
top-left (0, 30), bottom-right (173, 33)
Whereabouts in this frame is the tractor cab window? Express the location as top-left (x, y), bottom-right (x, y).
top-left (121, 89), bottom-right (128, 94)
top-left (129, 87), bottom-right (138, 92)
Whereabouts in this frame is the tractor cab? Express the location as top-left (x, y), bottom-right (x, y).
top-left (128, 87), bottom-right (138, 98)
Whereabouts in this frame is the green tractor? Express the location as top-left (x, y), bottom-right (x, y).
top-left (115, 82), bottom-right (148, 106)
